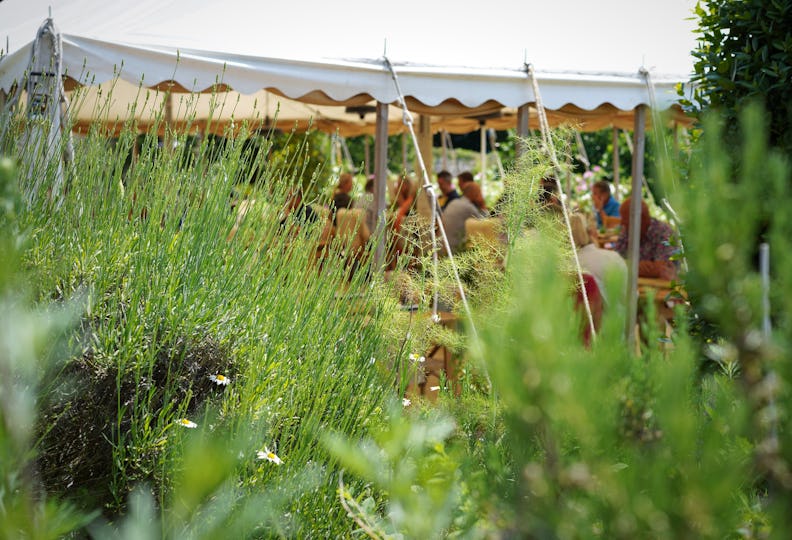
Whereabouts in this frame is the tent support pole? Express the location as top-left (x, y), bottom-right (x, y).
top-left (415, 115), bottom-right (433, 219)
top-left (516, 104), bottom-right (530, 159)
top-left (441, 129), bottom-right (448, 170)
top-left (401, 132), bottom-right (408, 173)
top-left (164, 90), bottom-right (174, 149)
top-left (417, 115), bottom-right (433, 179)
top-left (373, 102), bottom-right (389, 270)
top-left (625, 105), bottom-right (647, 351)
top-left (364, 136), bottom-right (371, 176)
top-left (479, 123), bottom-right (486, 195)
top-left (612, 127), bottom-right (620, 192)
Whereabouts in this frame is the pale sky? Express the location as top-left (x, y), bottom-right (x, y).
top-left (2, 0), bottom-right (699, 75)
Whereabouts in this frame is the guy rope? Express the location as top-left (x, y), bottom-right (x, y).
top-left (382, 55), bottom-right (490, 387)
top-left (525, 63), bottom-right (597, 341)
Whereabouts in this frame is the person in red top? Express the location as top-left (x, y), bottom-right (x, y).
top-left (614, 197), bottom-right (678, 280)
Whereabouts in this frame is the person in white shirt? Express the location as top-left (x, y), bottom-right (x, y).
top-left (569, 213), bottom-right (627, 306)
top-left (441, 182), bottom-right (487, 254)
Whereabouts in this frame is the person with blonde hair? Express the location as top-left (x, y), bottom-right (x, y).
top-left (570, 213), bottom-right (627, 305)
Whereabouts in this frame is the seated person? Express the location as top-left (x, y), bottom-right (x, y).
top-left (355, 176), bottom-right (376, 233)
top-left (456, 171), bottom-right (488, 213)
top-left (279, 188), bottom-right (317, 230)
top-left (392, 176), bottom-right (416, 233)
top-left (614, 197), bottom-right (678, 280)
top-left (591, 180), bottom-right (621, 230)
top-left (441, 182), bottom-right (487, 254)
top-left (437, 170), bottom-right (460, 211)
top-left (457, 170), bottom-right (475, 192)
top-left (569, 213), bottom-right (627, 306)
top-left (574, 272), bottom-right (603, 348)
top-left (331, 172), bottom-right (355, 222)
top-left (538, 176), bottom-right (563, 215)
top-left (335, 207), bottom-right (371, 256)
top-left (386, 176), bottom-right (417, 267)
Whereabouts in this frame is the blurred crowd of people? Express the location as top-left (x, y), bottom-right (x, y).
top-left (233, 166), bottom-right (680, 342)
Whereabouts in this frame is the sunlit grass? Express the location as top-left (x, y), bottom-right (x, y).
top-left (3, 89), bottom-right (792, 538)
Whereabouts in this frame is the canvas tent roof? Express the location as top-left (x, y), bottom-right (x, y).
top-left (0, 0), bottom-right (698, 135)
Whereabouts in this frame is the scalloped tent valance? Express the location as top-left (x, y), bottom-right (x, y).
top-left (0, 0), bottom-right (698, 134)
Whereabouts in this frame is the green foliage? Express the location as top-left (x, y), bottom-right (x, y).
top-left (669, 104), bottom-right (792, 531)
top-left (0, 95), bottom-right (419, 535)
top-left (325, 107), bottom-right (792, 538)
top-left (687, 0), bottom-right (792, 155)
top-left (0, 158), bottom-right (95, 538)
top-left (324, 403), bottom-right (462, 539)
top-left (6, 66), bottom-right (792, 538)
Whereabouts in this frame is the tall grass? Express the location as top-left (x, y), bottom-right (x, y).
top-left (1, 86), bottom-right (430, 535)
top-left (4, 86), bottom-right (792, 538)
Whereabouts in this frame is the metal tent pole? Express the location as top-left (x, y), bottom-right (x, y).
top-left (479, 123), bottom-right (486, 196)
top-left (625, 105), bottom-right (647, 350)
top-left (441, 129), bottom-right (448, 170)
top-left (612, 127), bottom-right (620, 192)
top-left (516, 104), bottom-right (530, 159)
top-left (373, 102), bottom-right (389, 270)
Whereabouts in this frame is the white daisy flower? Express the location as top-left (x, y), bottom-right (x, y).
top-left (209, 374), bottom-right (230, 386)
top-left (408, 353), bottom-right (425, 363)
top-left (402, 398), bottom-right (411, 407)
top-left (177, 418), bottom-right (197, 428)
top-left (257, 447), bottom-right (283, 465)
top-left (431, 313), bottom-right (442, 323)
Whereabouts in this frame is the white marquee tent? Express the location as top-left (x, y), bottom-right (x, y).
top-left (1, 0), bottom-right (699, 344)
top-left (0, 0), bottom-right (698, 136)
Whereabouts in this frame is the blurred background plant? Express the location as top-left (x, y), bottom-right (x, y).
top-left (3, 15), bottom-right (792, 531)
top-left (0, 156), bottom-right (95, 538)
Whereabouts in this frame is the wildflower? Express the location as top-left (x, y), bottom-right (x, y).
top-left (408, 353), bottom-right (425, 364)
top-left (209, 374), bottom-right (230, 386)
top-left (429, 386), bottom-right (440, 392)
top-left (177, 418), bottom-right (197, 428)
top-left (402, 398), bottom-right (411, 407)
top-left (257, 447), bottom-right (283, 465)
top-left (431, 313), bottom-right (441, 324)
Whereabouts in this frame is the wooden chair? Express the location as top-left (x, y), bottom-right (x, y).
top-left (404, 311), bottom-right (460, 403)
top-left (464, 217), bottom-right (506, 267)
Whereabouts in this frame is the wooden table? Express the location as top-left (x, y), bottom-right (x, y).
top-left (637, 277), bottom-right (688, 344)
top-left (404, 311), bottom-right (461, 403)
